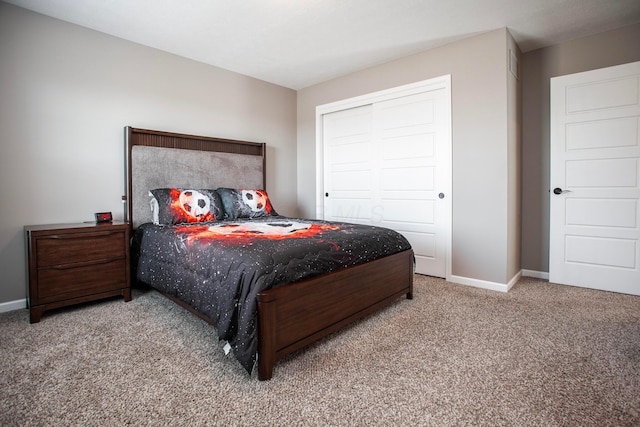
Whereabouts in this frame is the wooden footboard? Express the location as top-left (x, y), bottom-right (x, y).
top-left (256, 249), bottom-right (414, 380)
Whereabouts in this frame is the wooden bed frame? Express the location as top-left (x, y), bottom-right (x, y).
top-left (125, 126), bottom-right (414, 380)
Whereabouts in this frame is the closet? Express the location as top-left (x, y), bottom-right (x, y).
top-left (316, 76), bottom-right (451, 277)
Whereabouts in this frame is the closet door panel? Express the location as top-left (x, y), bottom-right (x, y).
top-left (322, 105), bottom-right (374, 224)
top-left (374, 90), bottom-right (447, 276)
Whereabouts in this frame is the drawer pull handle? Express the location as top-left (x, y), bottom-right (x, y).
top-left (43, 257), bottom-right (124, 270)
top-left (43, 231), bottom-right (121, 240)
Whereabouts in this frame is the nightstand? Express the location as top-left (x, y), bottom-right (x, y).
top-left (24, 221), bottom-right (131, 323)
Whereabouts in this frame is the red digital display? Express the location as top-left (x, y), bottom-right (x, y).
top-left (95, 212), bottom-right (112, 223)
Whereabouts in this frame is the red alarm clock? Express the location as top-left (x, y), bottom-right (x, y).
top-left (95, 212), bottom-right (113, 223)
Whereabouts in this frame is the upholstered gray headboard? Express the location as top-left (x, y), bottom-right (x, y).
top-left (125, 127), bottom-right (266, 229)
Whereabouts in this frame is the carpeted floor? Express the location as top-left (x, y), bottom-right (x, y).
top-left (1, 275), bottom-right (639, 426)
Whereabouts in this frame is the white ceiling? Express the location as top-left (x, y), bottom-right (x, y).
top-left (6, 0), bottom-right (640, 89)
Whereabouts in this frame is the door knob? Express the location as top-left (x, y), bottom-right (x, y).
top-left (553, 187), bottom-right (571, 195)
top-left (438, 193), bottom-right (445, 199)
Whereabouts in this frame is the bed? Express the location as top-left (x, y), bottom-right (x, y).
top-left (125, 126), bottom-right (414, 380)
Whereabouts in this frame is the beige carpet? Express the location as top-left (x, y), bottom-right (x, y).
top-left (1, 275), bottom-right (639, 426)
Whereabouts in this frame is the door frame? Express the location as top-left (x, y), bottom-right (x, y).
top-left (315, 75), bottom-right (452, 280)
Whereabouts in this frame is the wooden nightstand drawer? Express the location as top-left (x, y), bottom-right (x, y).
top-left (37, 258), bottom-right (127, 301)
top-left (25, 222), bottom-right (131, 323)
top-left (36, 230), bottom-right (125, 267)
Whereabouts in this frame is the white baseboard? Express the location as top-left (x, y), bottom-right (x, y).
top-left (0, 299), bottom-right (26, 314)
top-left (448, 270), bottom-right (522, 293)
top-left (448, 275), bottom-right (510, 292)
top-left (521, 269), bottom-right (549, 280)
top-left (507, 270), bottom-right (522, 290)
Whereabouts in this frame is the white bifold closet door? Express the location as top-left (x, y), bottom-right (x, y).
top-left (322, 87), bottom-right (449, 278)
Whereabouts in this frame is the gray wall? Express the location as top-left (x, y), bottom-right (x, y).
top-left (0, 3), bottom-right (297, 304)
top-left (297, 29), bottom-right (521, 286)
top-left (521, 23), bottom-right (640, 274)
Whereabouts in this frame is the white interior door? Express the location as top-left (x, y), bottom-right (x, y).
top-left (549, 61), bottom-right (640, 295)
top-left (321, 82), bottom-right (450, 278)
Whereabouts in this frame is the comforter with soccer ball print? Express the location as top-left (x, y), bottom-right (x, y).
top-left (132, 216), bottom-right (412, 374)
